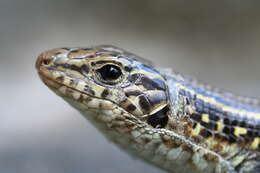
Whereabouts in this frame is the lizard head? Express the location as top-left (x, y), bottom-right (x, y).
top-left (36, 45), bottom-right (170, 128)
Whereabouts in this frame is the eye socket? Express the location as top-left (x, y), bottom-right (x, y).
top-left (96, 64), bottom-right (123, 84)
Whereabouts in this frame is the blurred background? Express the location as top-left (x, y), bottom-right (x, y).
top-left (1, 0), bottom-right (260, 173)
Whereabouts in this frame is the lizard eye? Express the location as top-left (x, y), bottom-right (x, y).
top-left (96, 64), bottom-right (123, 84)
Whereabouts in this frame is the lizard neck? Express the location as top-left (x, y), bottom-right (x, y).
top-left (162, 70), bottom-right (260, 171)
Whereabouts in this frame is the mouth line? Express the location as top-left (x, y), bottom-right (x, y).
top-left (37, 68), bottom-right (94, 99)
top-left (37, 67), bottom-right (120, 108)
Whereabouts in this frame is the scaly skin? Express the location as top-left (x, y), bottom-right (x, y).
top-left (36, 45), bottom-right (260, 173)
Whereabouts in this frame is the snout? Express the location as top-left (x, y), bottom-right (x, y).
top-left (35, 52), bottom-right (54, 70)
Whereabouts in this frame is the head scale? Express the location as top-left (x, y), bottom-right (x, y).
top-left (36, 45), bottom-right (170, 128)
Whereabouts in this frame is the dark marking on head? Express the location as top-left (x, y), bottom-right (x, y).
top-left (101, 89), bottom-right (109, 98)
top-left (81, 64), bottom-right (89, 75)
top-left (89, 89), bottom-right (95, 95)
top-left (91, 62), bottom-right (96, 66)
top-left (57, 63), bottom-right (70, 69)
top-left (93, 60), bottom-right (122, 67)
top-left (125, 90), bottom-right (143, 97)
top-left (139, 76), bottom-right (166, 90)
top-left (139, 95), bottom-right (151, 113)
top-left (59, 64), bottom-right (82, 74)
top-left (128, 73), bottom-right (142, 83)
top-left (124, 66), bottom-right (132, 72)
top-left (147, 105), bottom-right (169, 128)
top-left (185, 97), bottom-right (191, 105)
top-left (84, 85), bottom-right (90, 92)
top-left (71, 64), bottom-right (81, 72)
top-left (128, 73), bottom-right (166, 90)
top-left (119, 98), bottom-right (137, 114)
top-left (69, 79), bottom-right (75, 85)
top-left (147, 91), bottom-right (167, 107)
top-left (84, 85), bottom-right (95, 95)
top-left (126, 104), bottom-right (137, 112)
top-left (128, 73), bottom-right (166, 91)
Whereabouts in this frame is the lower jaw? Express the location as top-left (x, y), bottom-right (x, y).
top-left (39, 75), bottom-right (62, 91)
top-left (37, 67), bottom-right (62, 89)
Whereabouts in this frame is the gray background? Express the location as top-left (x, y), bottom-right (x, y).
top-left (1, 0), bottom-right (260, 173)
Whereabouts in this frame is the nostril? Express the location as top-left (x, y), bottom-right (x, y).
top-left (42, 58), bottom-right (51, 65)
top-left (35, 53), bottom-right (54, 69)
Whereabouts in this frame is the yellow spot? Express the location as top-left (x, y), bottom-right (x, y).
top-left (216, 120), bottom-right (224, 132)
top-left (250, 137), bottom-right (260, 149)
top-left (193, 123), bottom-right (202, 136)
top-left (234, 127), bottom-right (247, 137)
top-left (201, 114), bottom-right (210, 123)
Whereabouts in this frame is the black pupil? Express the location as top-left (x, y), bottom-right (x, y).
top-left (97, 65), bottom-right (122, 81)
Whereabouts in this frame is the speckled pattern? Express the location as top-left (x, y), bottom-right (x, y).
top-left (36, 45), bottom-right (260, 173)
